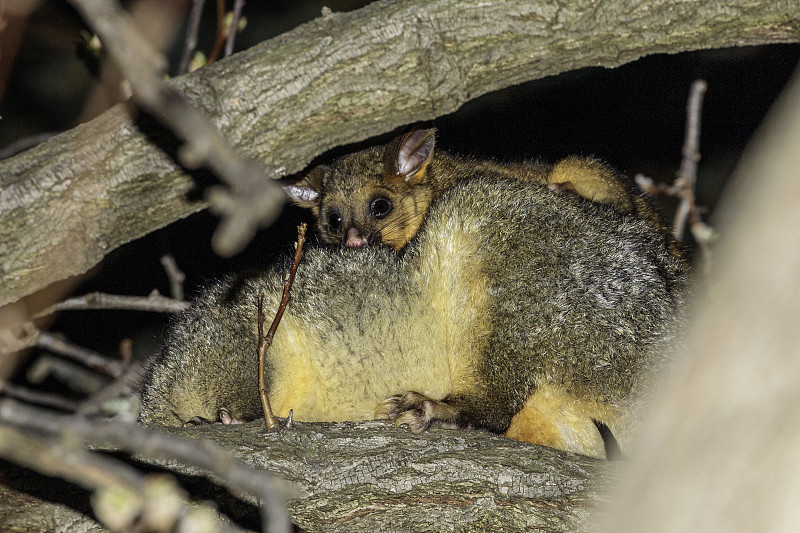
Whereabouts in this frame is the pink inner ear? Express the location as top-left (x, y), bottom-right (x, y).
top-left (397, 129), bottom-right (434, 177)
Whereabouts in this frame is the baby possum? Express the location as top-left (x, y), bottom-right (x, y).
top-left (285, 128), bottom-right (679, 261)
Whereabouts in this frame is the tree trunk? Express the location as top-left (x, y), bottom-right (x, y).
top-left (1, 0), bottom-right (798, 306)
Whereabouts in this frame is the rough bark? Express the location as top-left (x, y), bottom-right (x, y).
top-left (0, 420), bottom-right (617, 533)
top-left (1, 0), bottom-right (798, 306)
top-left (0, 483), bottom-right (105, 533)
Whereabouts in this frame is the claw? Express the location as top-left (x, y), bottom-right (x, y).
top-left (374, 395), bottom-right (402, 418)
top-left (217, 407), bottom-right (243, 425)
top-left (395, 410), bottom-right (430, 433)
top-left (182, 407), bottom-right (243, 426)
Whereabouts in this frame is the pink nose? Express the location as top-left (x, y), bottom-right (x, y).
top-left (345, 227), bottom-right (368, 248)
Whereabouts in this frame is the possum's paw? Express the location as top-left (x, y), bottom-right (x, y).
top-left (183, 407), bottom-right (244, 427)
top-left (375, 391), bottom-right (463, 433)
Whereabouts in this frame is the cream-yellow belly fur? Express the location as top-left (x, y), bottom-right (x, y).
top-left (267, 227), bottom-right (489, 423)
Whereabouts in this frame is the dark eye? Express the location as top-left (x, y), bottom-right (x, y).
top-left (370, 197), bottom-right (393, 219)
top-left (326, 210), bottom-right (342, 231)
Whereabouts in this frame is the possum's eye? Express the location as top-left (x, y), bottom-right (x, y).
top-left (370, 197), bottom-right (393, 219)
top-left (326, 209), bottom-right (342, 231)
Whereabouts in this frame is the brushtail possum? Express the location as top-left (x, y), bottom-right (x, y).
top-left (285, 128), bottom-right (681, 261)
top-left (139, 164), bottom-right (686, 458)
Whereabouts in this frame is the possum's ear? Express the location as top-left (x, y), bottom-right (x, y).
top-left (284, 167), bottom-right (324, 211)
top-left (388, 128), bottom-right (435, 185)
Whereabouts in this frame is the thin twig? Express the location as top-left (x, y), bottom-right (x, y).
top-left (0, 381), bottom-right (80, 412)
top-left (4, 292), bottom-right (186, 356)
top-left (224, 0), bottom-right (245, 57)
top-left (160, 254), bottom-right (186, 301)
top-left (636, 80), bottom-right (715, 272)
top-left (673, 79), bottom-right (707, 241)
top-left (0, 399), bottom-right (292, 533)
top-left (207, 0), bottom-right (227, 64)
top-left (67, 0), bottom-right (286, 257)
top-left (118, 338), bottom-right (134, 365)
top-left (257, 294), bottom-right (279, 429)
top-left (674, 79), bottom-right (715, 272)
top-left (0, 423), bottom-right (245, 533)
top-left (36, 332), bottom-right (125, 378)
top-left (34, 291), bottom-right (189, 318)
top-left (258, 223), bottom-right (307, 431)
top-left (177, 0), bottom-right (206, 75)
top-left (27, 354), bottom-right (108, 396)
top-left (267, 223), bottom-right (308, 346)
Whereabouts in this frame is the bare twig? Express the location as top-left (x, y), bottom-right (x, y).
top-left (67, 0), bottom-right (286, 257)
top-left (673, 79), bottom-right (708, 240)
top-left (3, 291), bottom-right (186, 356)
top-left (0, 399), bottom-right (292, 533)
top-left (118, 338), bottom-right (134, 365)
top-left (36, 332), bottom-right (125, 378)
top-left (160, 254), bottom-right (186, 301)
top-left (674, 79), bottom-right (715, 272)
top-left (267, 223), bottom-right (308, 346)
top-left (224, 0), bottom-right (245, 58)
top-left (257, 294), bottom-right (279, 430)
top-left (177, 0), bottom-right (206, 75)
top-left (34, 291), bottom-right (189, 318)
top-left (636, 80), bottom-right (716, 272)
top-left (27, 354), bottom-right (108, 396)
top-left (0, 381), bottom-right (80, 412)
top-left (258, 223), bottom-right (307, 431)
top-left (0, 423), bottom-right (244, 533)
top-left (207, 0), bottom-right (227, 64)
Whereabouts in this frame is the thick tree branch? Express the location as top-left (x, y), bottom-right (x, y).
top-left (0, 412), bottom-right (617, 532)
top-left (1, 0), bottom-right (798, 307)
top-left (69, 0), bottom-right (287, 257)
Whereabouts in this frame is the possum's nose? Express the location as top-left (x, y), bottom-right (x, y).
top-left (345, 227), bottom-right (368, 248)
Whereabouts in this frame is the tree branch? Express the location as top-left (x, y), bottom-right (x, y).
top-left (0, 399), bottom-right (617, 532)
top-left (69, 0), bottom-right (287, 257)
top-left (0, 0), bottom-right (796, 307)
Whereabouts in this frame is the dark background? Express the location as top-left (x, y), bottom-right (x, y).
top-left (1, 1), bottom-right (798, 376)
